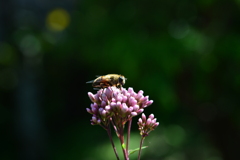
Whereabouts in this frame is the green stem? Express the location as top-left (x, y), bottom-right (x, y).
top-left (107, 125), bottom-right (120, 160)
top-left (126, 119), bottom-right (132, 152)
top-left (137, 137), bottom-right (145, 160)
top-left (119, 126), bottom-right (129, 160)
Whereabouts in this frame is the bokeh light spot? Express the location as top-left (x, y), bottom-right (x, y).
top-left (20, 34), bottom-right (41, 57)
top-left (46, 8), bottom-right (70, 32)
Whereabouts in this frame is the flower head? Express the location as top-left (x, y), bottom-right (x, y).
top-left (87, 87), bottom-right (153, 127)
top-left (138, 113), bottom-right (159, 137)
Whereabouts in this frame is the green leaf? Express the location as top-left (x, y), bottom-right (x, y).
top-left (128, 146), bottom-right (148, 155)
top-left (122, 143), bottom-right (126, 149)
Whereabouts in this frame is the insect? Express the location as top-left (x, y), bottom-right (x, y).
top-left (86, 74), bottom-right (126, 89)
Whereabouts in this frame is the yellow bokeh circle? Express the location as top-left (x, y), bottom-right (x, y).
top-left (46, 8), bottom-right (70, 31)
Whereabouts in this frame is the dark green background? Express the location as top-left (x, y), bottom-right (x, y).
top-left (1, 0), bottom-right (240, 159)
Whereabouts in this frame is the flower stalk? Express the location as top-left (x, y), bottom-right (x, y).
top-left (138, 137), bottom-right (145, 160)
top-left (106, 124), bottom-right (120, 160)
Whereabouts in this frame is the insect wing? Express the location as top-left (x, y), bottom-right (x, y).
top-left (86, 80), bottom-right (95, 83)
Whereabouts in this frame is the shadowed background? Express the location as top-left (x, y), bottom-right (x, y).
top-left (1, 0), bottom-right (240, 160)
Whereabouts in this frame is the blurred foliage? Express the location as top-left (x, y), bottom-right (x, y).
top-left (1, 0), bottom-right (240, 159)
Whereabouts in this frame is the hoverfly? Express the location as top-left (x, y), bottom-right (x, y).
top-left (86, 74), bottom-right (126, 89)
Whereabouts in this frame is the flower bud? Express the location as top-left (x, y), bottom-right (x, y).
top-left (146, 118), bottom-right (151, 126)
top-left (146, 100), bottom-right (153, 106)
top-left (128, 87), bottom-right (134, 93)
top-left (122, 96), bottom-right (127, 103)
top-left (137, 109), bottom-right (144, 114)
top-left (129, 97), bottom-right (137, 106)
top-left (121, 103), bottom-right (128, 113)
top-left (101, 110), bottom-right (107, 117)
top-left (97, 119), bottom-right (101, 124)
top-left (86, 108), bottom-right (93, 114)
top-left (149, 114), bottom-right (154, 119)
top-left (133, 105), bottom-right (139, 111)
top-left (139, 96), bottom-right (148, 103)
top-left (88, 92), bottom-right (95, 102)
top-left (141, 113), bottom-right (146, 122)
top-left (151, 118), bottom-right (156, 124)
top-left (116, 95), bottom-right (123, 102)
top-left (98, 108), bottom-right (104, 113)
top-left (105, 105), bottom-right (111, 111)
top-left (138, 118), bottom-right (142, 124)
top-left (131, 112), bottom-right (138, 117)
top-left (105, 87), bottom-right (113, 98)
top-left (92, 116), bottom-right (97, 123)
top-left (128, 107), bottom-right (133, 112)
top-left (116, 101), bottom-right (121, 108)
top-left (101, 101), bottom-right (107, 107)
top-left (153, 122), bottom-right (159, 128)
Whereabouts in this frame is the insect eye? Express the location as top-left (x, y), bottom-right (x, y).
top-left (118, 77), bottom-right (123, 82)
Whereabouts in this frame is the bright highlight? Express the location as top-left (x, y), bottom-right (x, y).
top-left (46, 8), bottom-right (70, 31)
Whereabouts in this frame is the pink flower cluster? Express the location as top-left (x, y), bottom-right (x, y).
top-left (86, 87), bottom-right (153, 126)
top-left (138, 113), bottom-right (159, 137)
